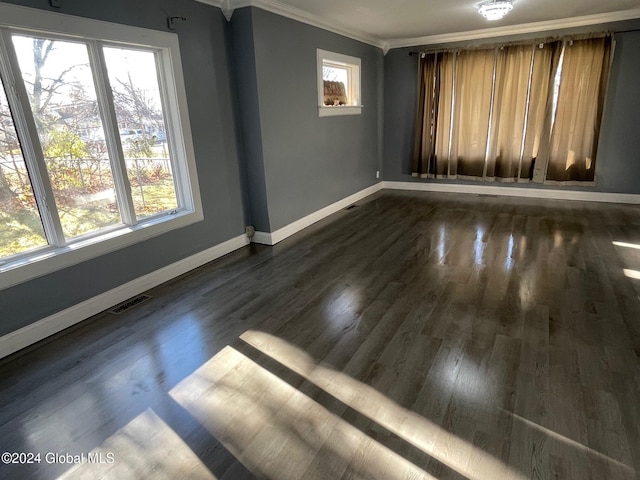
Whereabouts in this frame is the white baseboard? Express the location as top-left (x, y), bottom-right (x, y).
top-left (251, 231), bottom-right (273, 245)
top-left (252, 182), bottom-right (384, 245)
top-left (381, 181), bottom-right (640, 204)
top-left (6, 179), bottom-right (636, 359)
top-left (0, 234), bottom-right (250, 360)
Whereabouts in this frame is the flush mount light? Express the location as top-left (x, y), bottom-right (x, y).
top-left (477, 0), bottom-right (514, 20)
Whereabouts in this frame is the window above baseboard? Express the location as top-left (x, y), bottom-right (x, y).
top-left (0, 3), bottom-right (202, 290)
top-left (317, 49), bottom-right (362, 117)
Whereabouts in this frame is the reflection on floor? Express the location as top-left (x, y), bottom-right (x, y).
top-left (1, 191), bottom-right (640, 479)
top-left (173, 344), bottom-right (438, 479)
top-left (59, 410), bottom-right (216, 480)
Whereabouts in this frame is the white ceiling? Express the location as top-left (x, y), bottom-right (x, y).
top-left (201, 0), bottom-right (640, 50)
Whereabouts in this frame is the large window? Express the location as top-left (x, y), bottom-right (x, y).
top-left (317, 49), bottom-right (362, 117)
top-left (0, 4), bottom-right (201, 289)
top-left (412, 35), bottom-right (612, 184)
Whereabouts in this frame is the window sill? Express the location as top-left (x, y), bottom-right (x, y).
top-left (0, 209), bottom-right (203, 290)
top-left (318, 105), bottom-right (363, 117)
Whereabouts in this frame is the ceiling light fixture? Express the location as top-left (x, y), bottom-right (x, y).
top-left (477, 0), bottom-right (514, 21)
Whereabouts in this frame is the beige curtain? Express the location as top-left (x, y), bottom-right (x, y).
top-left (521, 41), bottom-right (562, 181)
top-left (411, 35), bottom-right (611, 184)
top-left (545, 37), bottom-right (612, 182)
top-left (450, 49), bottom-right (495, 178)
top-left (411, 54), bottom-right (439, 177)
top-left (432, 52), bottom-right (456, 177)
top-left (485, 45), bottom-right (533, 180)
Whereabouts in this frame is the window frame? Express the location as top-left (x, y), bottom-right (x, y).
top-left (317, 49), bottom-right (362, 117)
top-left (0, 3), bottom-right (202, 290)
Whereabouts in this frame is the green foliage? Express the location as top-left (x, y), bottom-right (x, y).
top-left (0, 179), bottom-right (175, 259)
top-left (43, 130), bottom-right (89, 160)
top-left (125, 138), bottom-right (154, 159)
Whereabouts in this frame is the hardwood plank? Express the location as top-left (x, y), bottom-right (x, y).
top-left (1, 191), bottom-right (640, 479)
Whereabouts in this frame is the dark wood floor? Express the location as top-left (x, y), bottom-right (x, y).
top-left (1, 190), bottom-right (640, 480)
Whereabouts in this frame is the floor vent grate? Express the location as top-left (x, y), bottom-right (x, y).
top-left (108, 294), bottom-right (152, 315)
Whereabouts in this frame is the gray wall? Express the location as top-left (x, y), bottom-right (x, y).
top-left (0, 0), bottom-right (246, 336)
top-left (596, 30), bottom-right (640, 193)
top-left (229, 8), bottom-right (271, 232)
top-left (383, 27), bottom-right (640, 194)
top-left (7, 1), bottom-right (639, 341)
top-left (232, 8), bottom-right (383, 232)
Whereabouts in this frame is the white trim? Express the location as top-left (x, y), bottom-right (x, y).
top-left (195, 0), bottom-right (386, 49)
top-left (0, 3), bottom-right (183, 45)
top-left (251, 231), bottom-right (274, 245)
top-left (317, 49), bottom-right (362, 117)
top-left (195, 0), bottom-right (640, 53)
top-left (0, 3), bottom-right (203, 291)
top-left (0, 212), bottom-right (203, 290)
top-left (319, 106), bottom-right (363, 117)
top-left (5, 179), bottom-right (639, 358)
top-left (386, 9), bottom-right (640, 48)
top-left (381, 181), bottom-right (640, 204)
top-left (195, 0), bottom-right (224, 7)
top-left (247, 0), bottom-right (384, 48)
top-left (0, 234), bottom-right (250, 359)
top-left (252, 183), bottom-right (383, 246)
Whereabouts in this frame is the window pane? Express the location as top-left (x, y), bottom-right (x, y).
top-left (12, 35), bottom-right (121, 240)
top-left (323, 65), bottom-right (348, 85)
top-left (0, 79), bottom-right (48, 259)
top-left (103, 47), bottom-right (178, 219)
top-left (322, 64), bottom-right (349, 106)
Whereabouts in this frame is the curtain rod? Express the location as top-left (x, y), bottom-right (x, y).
top-left (408, 29), bottom-right (625, 56)
top-left (613, 27), bottom-right (640, 34)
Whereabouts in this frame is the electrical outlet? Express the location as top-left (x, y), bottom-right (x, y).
top-left (376, 170), bottom-right (380, 179)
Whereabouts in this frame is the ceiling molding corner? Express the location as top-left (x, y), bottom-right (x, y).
top-left (193, 0), bottom-right (234, 20)
top-left (221, 0), bottom-right (235, 20)
top-left (385, 7), bottom-right (640, 49)
top-left (194, 0), bottom-right (224, 8)
top-left (231, 0), bottom-right (386, 50)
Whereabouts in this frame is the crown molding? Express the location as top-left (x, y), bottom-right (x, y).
top-left (192, 0), bottom-right (234, 19)
top-left (193, 1), bottom-right (640, 54)
top-left (195, 0), bottom-right (386, 50)
top-left (386, 8), bottom-right (640, 49)
top-left (244, 0), bottom-right (386, 49)
top-left (194, 0), bottom-right (223, 7)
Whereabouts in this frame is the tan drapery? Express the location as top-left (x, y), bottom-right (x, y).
top-left (485, 45), bottom-right (533, 180)
top-left (521, 41), bottom-right (561, 181)
top-left (545, 37), bottom-right (612, 182)
top-left (433, 52), bottom-right (455, 178)
top-left (411, 35), bottom-right (611, 184)
top-left (450, 49), bottom-right (495, 178)
top-left (411, 54), bottom-right (439, 177)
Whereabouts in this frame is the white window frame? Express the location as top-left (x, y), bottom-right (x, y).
top-left (0, 3), bottom-right (202, 290)
top-left (317, 49), bottom-right (362, 117)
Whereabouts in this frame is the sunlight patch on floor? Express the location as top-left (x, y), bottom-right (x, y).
top-left (505, 411), bottom-right (635, 479)
top-left (236, 331), bottom-right (517, 480)
top-left (623, 269), bottom-right (640, 280)
top-left (57, 409), bottom-right (216, 480)
top-left (613, 241), bottom-right (640, 250)
top-left (170, 345), bottom-right (437, 480)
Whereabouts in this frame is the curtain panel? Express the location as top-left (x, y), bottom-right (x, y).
top-left (451, 49), bottom-right (494, 178)
top-left (545, 37), bottom-right (612, 183)
top-left (411, 35), bottom-right (612, 184)
top-left (411, 53), bottom-right (440, 177)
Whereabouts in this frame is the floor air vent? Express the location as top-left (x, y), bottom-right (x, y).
top-left (108, 294), bottom-right (152, 315)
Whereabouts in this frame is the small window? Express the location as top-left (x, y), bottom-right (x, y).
top-left (317, 49), bottom-right (362, 117)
